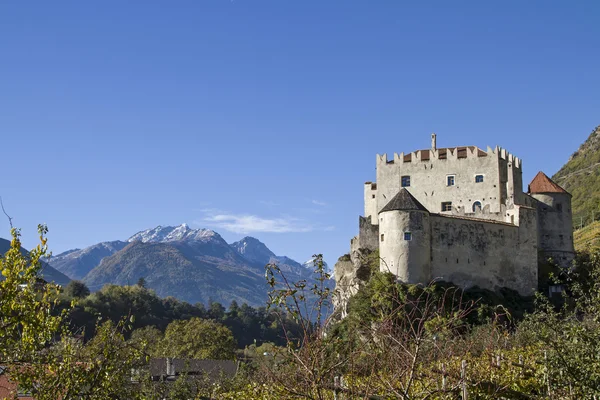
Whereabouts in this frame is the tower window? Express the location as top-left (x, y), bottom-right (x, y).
top-left (472, 201), bottom-right (482, 212)
top-left (372, 194), bottom-right (375, 199)
top-left (404, 232), bottom-right (412, 241)
top-left (441, 202), bottom-right (453, 212)
top-left (556, 203), bottom-right (562, 212)
top-left (380, 234), bottom-right (384, 242)
top-left (447, 175), bottom-right (455, 186)
top-left (401, 176), bottom-right (411, 187)
top-left (475, 174), bottom-right (484, 183)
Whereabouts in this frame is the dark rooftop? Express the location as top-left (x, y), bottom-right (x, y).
top-left (379, 189), bottom-right (428, 213)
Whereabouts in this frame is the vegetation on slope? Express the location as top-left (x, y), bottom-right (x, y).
top-left (573, 219), bottom-right (600, 252)
top-left (553, 125), bottom-right (600, 227)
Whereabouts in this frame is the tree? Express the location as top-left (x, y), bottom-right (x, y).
top-left (64, 279), bottom-right (90, 298)
top-left (0, 225), bottom-right (65, 368)
top-left (209, 301), bottom-right (226, 320)
top-left (0, 226), bottom-right (149, 399)
top-left (137, 276), bottom-right (147, 288)
top-left (130, 325), bottom-right (163, 356)
top-left (159, 318), bottom-right (236, 360)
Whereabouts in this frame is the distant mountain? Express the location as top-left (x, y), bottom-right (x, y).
top-left (50, 241), bottom-right (128, 280)
top-left (48, 224), bottom-right (320, 307)
top-left (230, 236), bottom-right (306, 273)
top-left (302, 257), bottom-right (330, 272)
top-left (83, 240), bottom-right (268, 306)
top-left (553, 125), bottom-right (600, 226)
top-left (0, 238), bottom-right (70, 285)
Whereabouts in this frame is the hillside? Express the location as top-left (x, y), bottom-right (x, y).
top-left (0, 238), bottom-right (70, 285)
top-left (573, 220), bottom-right (600, 252)
top-left (50, 240), bottom-right (128, 280)
top-left (553, 125), bottom-right (600, 226)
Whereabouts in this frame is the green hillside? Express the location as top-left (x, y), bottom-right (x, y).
top-left (553, 125), bottom-right (600, 227)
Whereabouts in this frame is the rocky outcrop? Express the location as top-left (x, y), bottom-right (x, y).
top-left (333, 247), bottom-right (375, 318)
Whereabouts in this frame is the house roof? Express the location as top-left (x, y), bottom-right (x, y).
top-left (528, 172), bottom-right (569, 195)
top-left (149, 358), bottom-right (238, 381)
top-left (379, 189), bottom-right (428, 213)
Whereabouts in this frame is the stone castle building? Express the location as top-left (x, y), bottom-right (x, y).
top-left (335, 134), bottom-right (574, 309)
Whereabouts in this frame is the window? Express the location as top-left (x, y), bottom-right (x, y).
top-left (447, 175), bottom-right (455, 186)
top-left (556, 203), bottom-right (562, 212)
top-left (475, 174), bottom-right (484, 183)
top-left (472, 201), bottom-right (482, 212)
top-left (401, 175), bottom-right (411, 187)
top-left (380, 234), bottom-right (384, 242)
top-left (372, 194), bottom-right (375, 199)
top-left (441, 202), bottom-right (452, 212)
top-left (404, 232), bottom-right (412, 241)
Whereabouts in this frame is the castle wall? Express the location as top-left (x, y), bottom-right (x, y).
top-left (364, 182), bottom-right (378, 223)
top-left (374, 147), bottom-right (518, 218)
top-left (429, 205), bottom-right (537, 296)
top-left (532, 193), bottom-right (575, 267)
top-left (357, 216), bottom-right (379, 251)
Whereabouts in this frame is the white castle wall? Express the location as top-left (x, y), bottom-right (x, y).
top-left (369, 146), bottom-right (523, 224)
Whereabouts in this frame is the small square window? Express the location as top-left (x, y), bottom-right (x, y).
top-left (442, 202), bottom-right (452, 212)
top-left (401, 176), bottom-right (411, 187)
top-left (380, 234), bottom-right (384, 242)
top-left (404, 232), bottom-right (412, 241)
top-left (475, 175), bottom-right (484, 183)
top-left (447, 175), bottom-right (455, 186)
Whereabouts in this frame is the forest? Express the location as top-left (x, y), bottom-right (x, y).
top-left (2, 225), bottom-right (600, 399)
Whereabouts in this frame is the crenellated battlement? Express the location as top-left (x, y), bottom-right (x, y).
top-left (376, 141), bottom-right (522, 170)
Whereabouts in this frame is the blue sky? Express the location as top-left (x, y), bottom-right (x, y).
top-left (0, 1), bottom-right (599, 266)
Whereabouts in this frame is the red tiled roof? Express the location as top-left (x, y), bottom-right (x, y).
top-left (528, 172), bottom-right (569, 194)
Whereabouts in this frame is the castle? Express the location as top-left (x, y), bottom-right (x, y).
top-left (335, 134), bottom-right (574, 307)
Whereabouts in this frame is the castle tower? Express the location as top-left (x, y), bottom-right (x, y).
top-left (378, 189), bottom-right (431, 283)
top-left (528, 171), bottom-right (575, 268)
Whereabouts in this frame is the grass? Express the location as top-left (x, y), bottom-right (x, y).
top-left (574, 220), bottom-right (600, 252)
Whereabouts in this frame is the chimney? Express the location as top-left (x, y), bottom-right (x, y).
top-left (431, 133), bottom-right (437, 151)
top-left (166, 358), bottom-right (175, 376)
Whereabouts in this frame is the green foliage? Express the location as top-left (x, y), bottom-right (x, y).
top-left (64, 279), bottom-right (90, 298)
top-left (0, 225), bottom-right (66, 365)
top-left (553, 125), bottom-right (600, 229)
top-left (158, 317), bottom-right (236, 360)
top-left (136, 276), bottom-right (147, 288)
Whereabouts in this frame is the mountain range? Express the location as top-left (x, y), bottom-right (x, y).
top-left (48, 224), bottom-right (326, 307)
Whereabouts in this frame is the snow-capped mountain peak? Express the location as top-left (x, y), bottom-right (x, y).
top-left (127, 224), bottom-right (221, 244)
top-left (303, 257), bottom-right (329, 272)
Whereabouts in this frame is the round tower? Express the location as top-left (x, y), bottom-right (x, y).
top-left (528, 172), bottom-right (575, 268)
top-left (378, 189), bottom-right (431, 284)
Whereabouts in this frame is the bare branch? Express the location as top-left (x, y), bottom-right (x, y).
top-left (0, 196), bottom-right (13, 229)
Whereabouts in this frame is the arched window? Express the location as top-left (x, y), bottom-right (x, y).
top-left (472, 201), bottom-right (482, 212)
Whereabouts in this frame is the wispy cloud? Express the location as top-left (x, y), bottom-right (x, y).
top-left (311, 200), bottom-right (327, 206)
top-left (199, 212), bottom-right (313, 234)
top-left (259, 200), bottom-right (280, 207)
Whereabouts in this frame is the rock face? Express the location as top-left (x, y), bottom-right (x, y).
top-left (333, 248), bottom-right (374, 318)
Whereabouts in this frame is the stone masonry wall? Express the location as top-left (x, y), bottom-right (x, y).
top-left (429, 205), bottom-right (537, 296)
